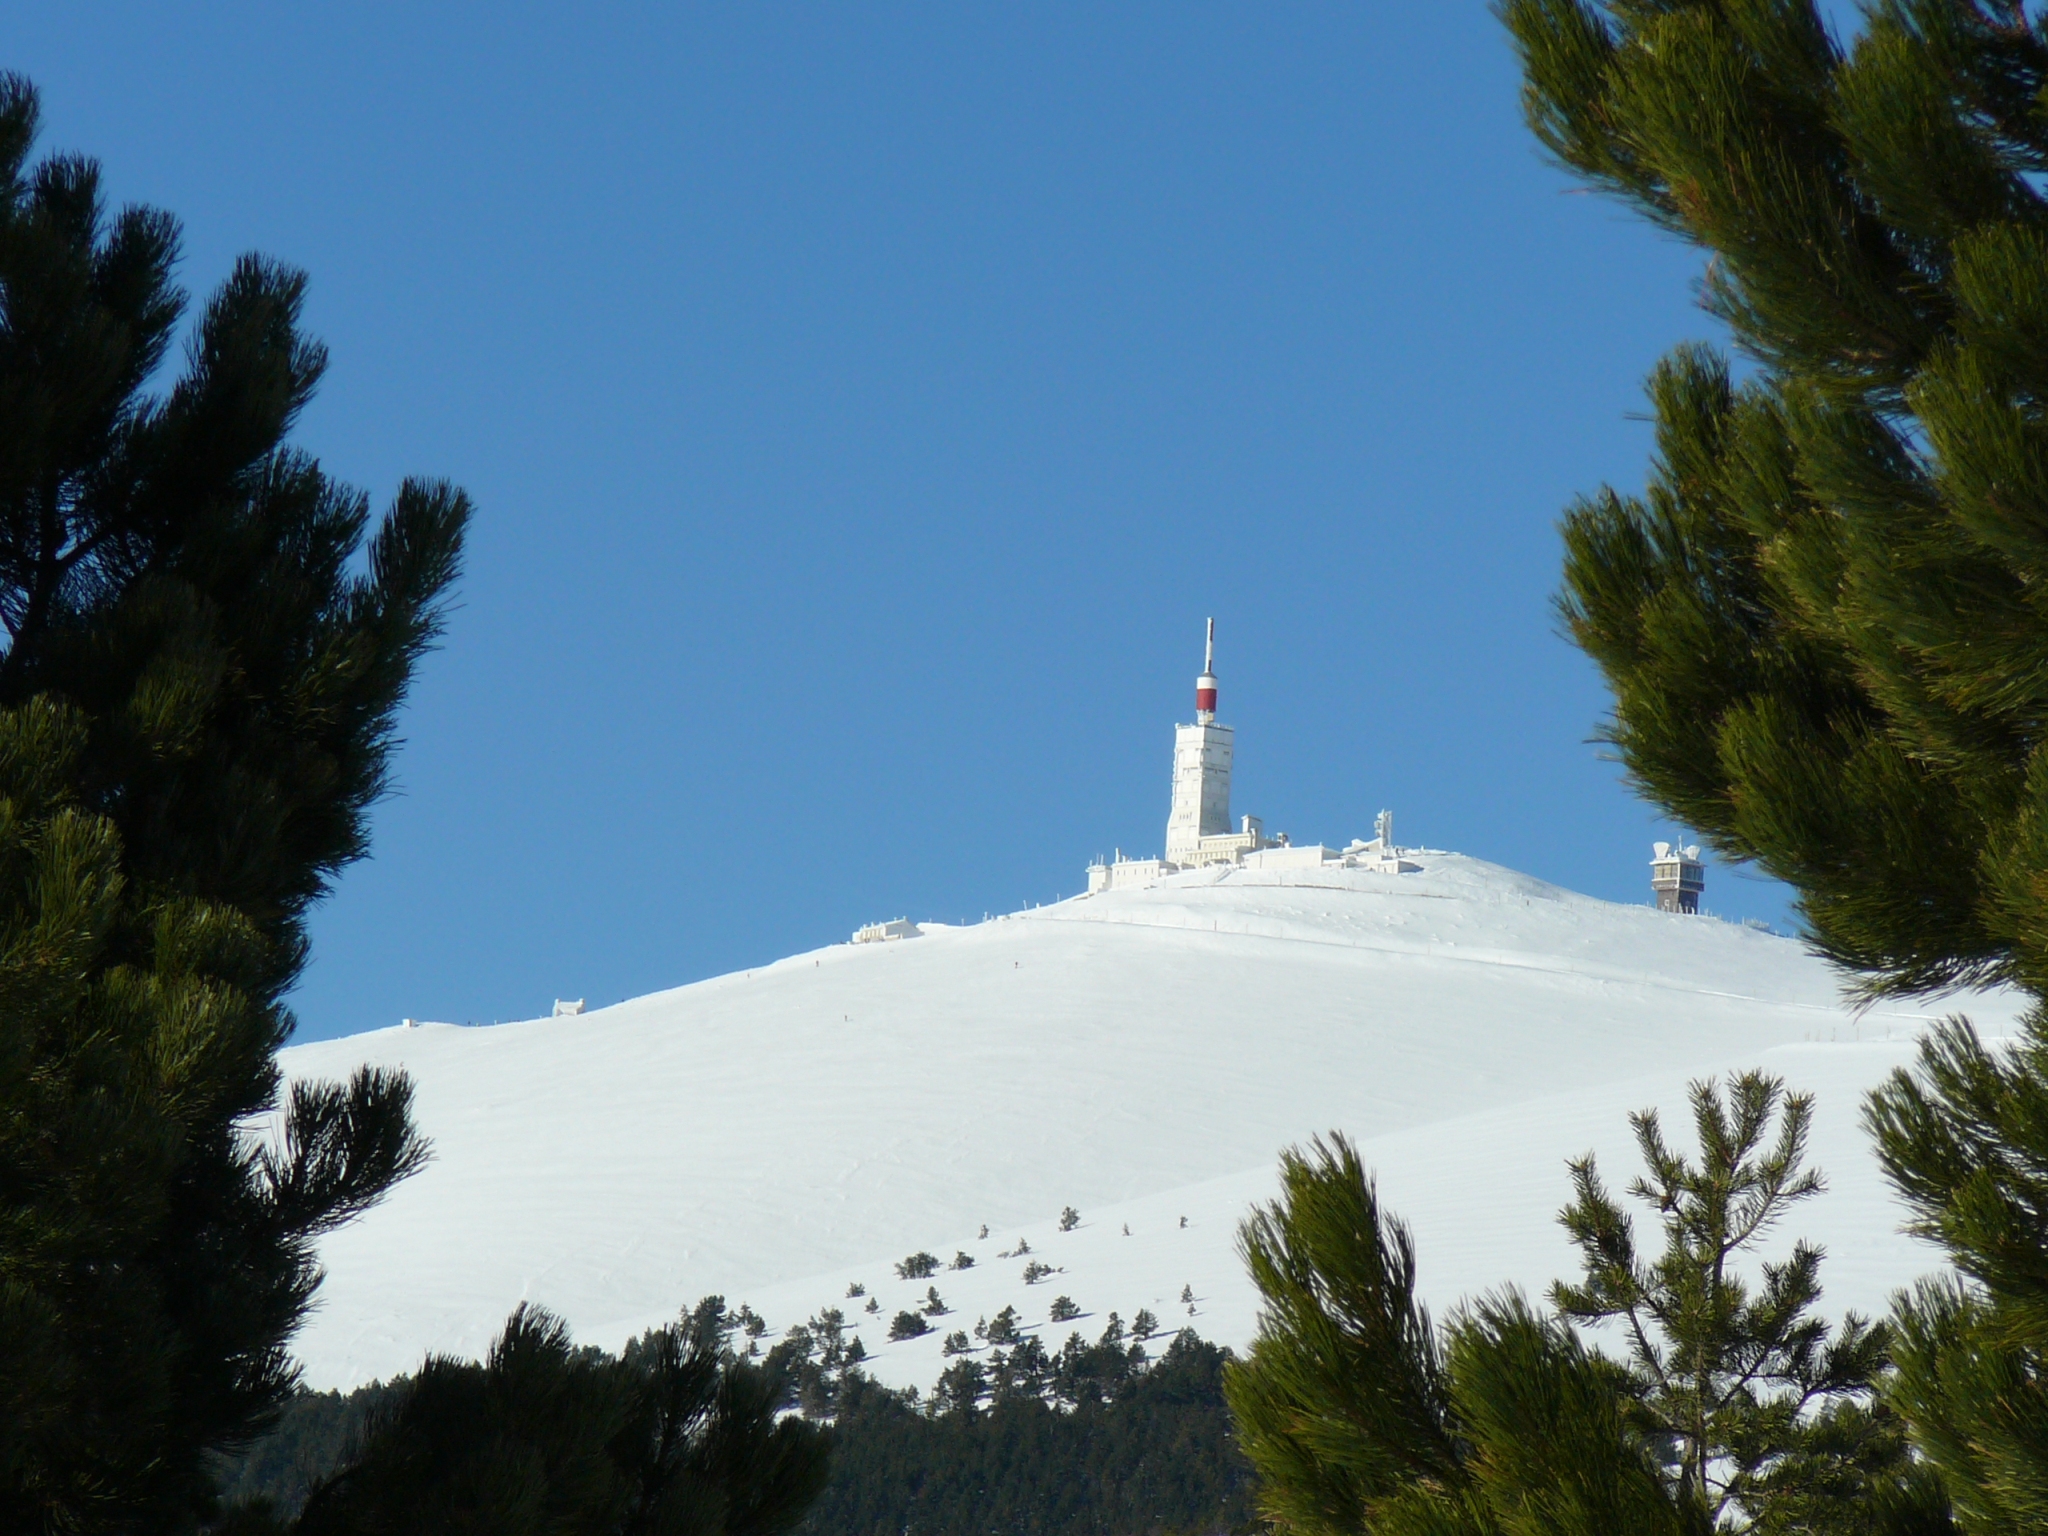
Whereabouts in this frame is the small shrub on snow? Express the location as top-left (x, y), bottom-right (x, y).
top-left (888, 1311), bottom-right (930, 1341)
top-left (1059, 1206), bottom-right (1079, 1232)
top-left (941, 1330), bottom-right (972, 1356)
top-left (846, 1282), bottom-right (865, 1298)
top-left (1022, 1260), bottom-right (1053, 1285)
top-left (985, 1305), bottom-right (1021, 1345)
top-left (951, 1250), bottom-right (975, 1271)
top-left (1049, 1295), bottom-right (1081, 1322)
top-left (1131, 1308), bottom-right (1158, 1341)
top-left (864, 1296), bottom-right (880, 1314)
top-left (923, 1286), bottom-right (948, 1316)
top-left (895, 1252), bottom-right (939, 1280)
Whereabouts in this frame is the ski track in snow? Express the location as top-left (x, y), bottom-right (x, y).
top-left (277, 853), bottom-right (2027, 1392)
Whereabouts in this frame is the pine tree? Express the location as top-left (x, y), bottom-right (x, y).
top-left (0, 74), bottom-right (466, 1531)
top-left (1500, 4), bottom-right (2048, 1523)
top-left (1549, 1074), bottom-right (1907, 1529)
top-left (1865, 1018), bottom-right (2048, 1531)
top-left (1224, 1114), bottom-right (1918, 1535)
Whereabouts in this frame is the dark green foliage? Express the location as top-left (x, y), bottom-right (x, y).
top-left (1223, 1136), bottom-right (1459, 1536)
top-left (988, 1336), bottom-right (1053, 1404)
top-left (887, 1312), bottom-right (929, 1341)
top-left (1049, 1296), bottom-right (1081, 1323)
top-left (893, 1253), bottom-right (938, 1281)
top-left (0, 72), bottom-right (465, 1531)
top-left (1551, 1074), bottom-right (1905, 1530)
top-left (223, 1330), bottom-right (1252, 1536)
top-left (1226, 1104), bottom-right (1916, 1535)
top-left (1500, 0), bottom-right (2048, 1003)
top-left (239, 1305), bottom-right (830, 1536)
top-left (1867, 1017), bottom-right (2048, 1531)
top-left (207, 1385), bottom-right (402, 1520)
top-left (768, 1309), bottom-right (866, 1421)
top-left (799, 1332), bottom-right (1255, 1536)
top-left (1499, 5), bottom-right (2048, 1525)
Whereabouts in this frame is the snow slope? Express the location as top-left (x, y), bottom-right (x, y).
top-left (277, 854), bottom-right (2027, 1391)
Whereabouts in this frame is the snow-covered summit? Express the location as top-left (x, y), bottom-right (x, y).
top-left (279, 852), bottom-right (2024, 1392)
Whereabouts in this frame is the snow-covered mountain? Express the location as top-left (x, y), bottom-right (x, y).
top-left (278, 853), bottom-right (2026, 1392)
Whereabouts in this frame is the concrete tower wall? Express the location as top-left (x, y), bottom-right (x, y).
top-left (1166, 721), bottom-right (1233, 864)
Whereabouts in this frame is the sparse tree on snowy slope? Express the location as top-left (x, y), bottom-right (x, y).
top-left (895, 1252), bottom-right (939, 1281)
top-left (1224, 1100), bottom-right (1920, 1536)
top-left (1502, 1), bottom-right (2048, 1523)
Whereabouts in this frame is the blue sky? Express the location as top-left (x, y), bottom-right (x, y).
top-left (14, 3), bottom-right (1814, 1042)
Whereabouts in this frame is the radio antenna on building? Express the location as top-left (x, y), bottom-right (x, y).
top-left (1196, 619), bottom-right (1218, 724)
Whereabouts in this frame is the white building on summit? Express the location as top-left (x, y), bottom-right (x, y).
top-left (1087, 622), bottom-right (1418, 894)
top-left (1165, 619), bottom-right (1266, 867)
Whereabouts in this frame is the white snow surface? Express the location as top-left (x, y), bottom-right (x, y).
top-left (278, 853), bottom-right (2028, 1392)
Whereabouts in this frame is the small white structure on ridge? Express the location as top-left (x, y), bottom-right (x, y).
top-left (553, 999), bottom-right (585, 1017)
top-left (1651, 842), bottom-right (1705, 914)
top-left (854, 918), bottom-right (922, 944)
top-left (1088, 622), bottom-right (1418, 893)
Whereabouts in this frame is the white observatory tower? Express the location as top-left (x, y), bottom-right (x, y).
top-left (1165, 620), bottom-right (1262, 865)
top-left (1087, 618), bottom-right (1417, 892)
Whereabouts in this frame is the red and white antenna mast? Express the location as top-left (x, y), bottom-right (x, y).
top-left (1195, 618), bottom-right (1218, 723)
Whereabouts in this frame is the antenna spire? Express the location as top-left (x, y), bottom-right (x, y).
top-left (1196, 618), bottom-right (1218, 723)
